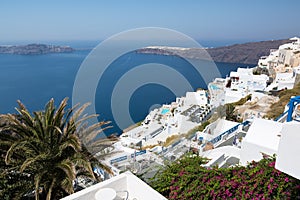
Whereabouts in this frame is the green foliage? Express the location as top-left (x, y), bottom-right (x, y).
top-left (185, 121), bottom-right (210, 139)
top-left (136, 121), bottom-right (143, 126)
top-left (266, 83), bottom-right (300, 119)
top-left (216, 95), bottom-right (252, 122)
top-left (0, 170), bottom-right (33, 200)
top-left (197, 121), bottom-right (210, 132)
top-left (0, 98), bottom-right (113, 200)
top-left (149, 154), bottom-right (209, 196)
top-left (225, 103), bottom-right (237, 122)
top-left (232, 94), bottom-right (252, 106)
top-left (151, 155), bottom-right (300, 199)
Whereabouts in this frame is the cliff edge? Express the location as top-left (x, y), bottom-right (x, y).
top-left (137, 39), bottom-right (291, 65)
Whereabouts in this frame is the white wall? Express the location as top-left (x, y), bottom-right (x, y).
top-left (240, 141), bottom-right (277, 166)
top-left (185, 91), bottom-right (207, 106)
top-left (276, 123), bottom-right (300, 180)
top-left (239, 118), bottom-right (282, 166)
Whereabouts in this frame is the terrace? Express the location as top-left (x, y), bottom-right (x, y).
top-left (61, 171), bottom-right (167, 200)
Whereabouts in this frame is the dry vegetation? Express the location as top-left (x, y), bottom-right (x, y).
top-left (266, 83), bottom-right (300, 119)
top-left (164, 134), bottom-right (181, 147)
top-left (141, 144), bottom-right (158, 150)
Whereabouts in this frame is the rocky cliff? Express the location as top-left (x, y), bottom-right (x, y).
top-left (137, 39), bottom-right (291, 65)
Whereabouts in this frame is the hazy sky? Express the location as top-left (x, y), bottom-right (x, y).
top-left (1, 0), bottom-right (299, 43)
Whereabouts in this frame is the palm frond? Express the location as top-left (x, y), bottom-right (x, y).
top-left (1, 98), bottom-right (117, 199)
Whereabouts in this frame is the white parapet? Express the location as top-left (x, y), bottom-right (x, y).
top-left (240, 118), bottom-right (283, 166)
top-left (276, 123), bottom-right (300, 180)
top-left (61, 171), bottom-right (167, 200)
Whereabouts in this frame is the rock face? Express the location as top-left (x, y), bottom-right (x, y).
top-left (137, 39), bottom-right (291, 65)
top-left (0, 44), bottom-right (74, 55)
top-left (206, 39), bottom-right (290, 64)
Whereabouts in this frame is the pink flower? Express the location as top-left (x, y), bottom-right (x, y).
top-left (268, 161), bottom-right (275, 167)
top-left (277, 170), bottom-right (281, 175)
top-left (270, 177), bottom-right (274, 183)
top-left (269, 189), bottom-right (273, 194)
top-left (225, 189), bottom-right (232, 197)
top-left (179, 170), bottom-right (185, 177)
top-left (284, 177), bottom-right (289, 182)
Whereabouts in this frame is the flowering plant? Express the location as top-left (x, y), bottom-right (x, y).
top-left (150, 154), bottom-right (300, 199)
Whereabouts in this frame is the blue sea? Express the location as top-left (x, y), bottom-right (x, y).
top-left (0, 41), bottom-right (254, 135)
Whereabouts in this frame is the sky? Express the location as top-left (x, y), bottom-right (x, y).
top-left (1, 0), bottom-right (300, 44)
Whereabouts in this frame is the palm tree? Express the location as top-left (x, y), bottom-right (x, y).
top-left (0, 98), bottom-right (116, 200)
top-left (225, 103), bottom-right (238, 122)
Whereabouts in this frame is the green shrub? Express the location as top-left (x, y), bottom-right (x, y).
top-left (150, 154), bottom-right (300, 199)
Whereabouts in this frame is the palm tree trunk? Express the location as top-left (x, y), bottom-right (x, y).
top-left (46, 178), bottom-right (56, 200)
top-left (35, 178), bottom-right (40, 200)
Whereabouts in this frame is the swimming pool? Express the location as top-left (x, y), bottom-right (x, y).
top-left (210, 84), bottom-right (220, 90)
top-left (161, 108), bottom-right (170, 115)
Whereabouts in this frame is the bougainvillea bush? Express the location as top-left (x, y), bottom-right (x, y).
top-left (150, 154), bottom-right (300, 199)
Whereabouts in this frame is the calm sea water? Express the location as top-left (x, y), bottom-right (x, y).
top-left (0, 47), bottom-right (254, 135)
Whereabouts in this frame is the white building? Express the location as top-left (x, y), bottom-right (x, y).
top-left (276, 123), bottom-right (300, 180)
top-left (278, 38), bottom-right (300, 70)
top-left (208, 78), bottom-right (226, 107)
top-left (199, 117), bottom-right (300, 171)
top-left (209, 67), bottom-right (269, 105)
top-left (266, 66), bottom-right (300, 90)
top-left (61, 171), bottom-right (167, 200)
top-left (258, 49), bottom-right (279, 69)
top-left (229, 68), bottom-right (268, 92)
top-left (121, 89), bottom-right (211, 148)
top-left (197, 119), bottom-right (239, 143)
top-left (240, 118), bottom-right (283, 165)
top-left (258, 37), bottom-right (300, 74)
top-left (184, 90), bottom-right (208, 106)
top-left (202, 146), bottom-right (241, 168)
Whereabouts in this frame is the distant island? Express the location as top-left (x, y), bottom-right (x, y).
top-left (0, 44), bottom-right (74, 55)
top-left (137, 39), bottom-right (291, 65)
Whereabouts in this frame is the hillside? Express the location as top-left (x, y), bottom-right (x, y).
top-left (0, 44), bottom-right (74, 55)
top-left (206, 39), bottom-right (290, 64)
top-left (137, 39), bottom-right (291, 65)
